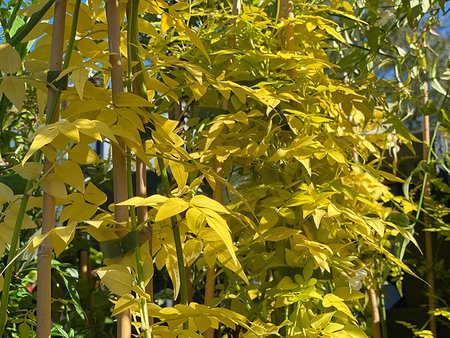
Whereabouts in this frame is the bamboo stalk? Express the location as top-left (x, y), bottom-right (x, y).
top-left (204, 161), bottom-right (224, 338)
top-left (204, 3), bottom-right (241, 336)
top-left (126, 154), bottom-right (151, 338)
top-left (421, 81), bottom-right (437, 336)
top-left (37, 1), bottom-right (67, 337)
top-left (279, 0), bottom-right (295, 76)
top-left (368, 287), bottom-right (382, 338)
top-left (105, 0), bottom-right (131, 337)
top-left (126, 0), bottom-right (154, 327)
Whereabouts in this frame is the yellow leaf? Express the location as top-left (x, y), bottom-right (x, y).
top-left (277, 276), bottom-right (298, 290)
top-left (112, 294), bottom-right (139, 316)
top-left (258, 208), bottom-right (279, 228)
top-left (0, 77), bottom-right (25, 110)
top-left (58, 120), bottom-right (80, 142)
top-left (54, 160), bottom-right (85, 192)
top-left (285, 192), bottom-right (314, 207)
top-left (146, 77), bottom-right (170, 94)
top-left (77, 119), bottom-right (118, 144)
top-left (72, 67), bottom-right (89, 99)
top-left (29, 233), bottom-right (50, 252)
top-left (322, 294), bottom-right (354, 319)
top-left (135, 194), bottom-right (168, 207)
top-left (169, 160), bottom-right (188, 190)
top-left (185, 207), bottom-right (206, 233)
top-left (52, 223), bottom-right (76, 256)
top-left (190, 195), bottom-right (229, 214)
top-left (4, 202), bottom-right (37, 229)
top-left (23, 126), bottom-right (59, 163)
top-left (263, 226), bottom-right (298, 241)
top-left (60, 202), bottom-right (97, 223)
top-left (84, 182), bottom-right (107, 205)
top-left (342, 324), bottom-right (368, 338)
top-left (138, 18), bottom-right (161, 39)
top-left (0, 43), bottom-right (22, 73)
top-left (155, 197), bottom-right (189, 222)
top-left (327, 203), bottom-right (340, 217)
top-left (184, 239), bottom-right (203, 266)
top-left (12, 162), bottom-right (43, 180)
top-left (323, 25), bottom-right (347, 44)
top-left (0, 182), bottom-right (14, 204)
top-left (42, 173), bottom-right (67, 199)
top-left (176, 20), bottom-right (211, 64)
top-left (69, 144), bottom-right (101, 164)
top-left (160, 13), bottom-right (172, 34)
top-left (114, 92), bottom-right (152, 107)
top-left (96, 264), bottom-right (134, 296)
top-left (201, 208), bottom-right (237, 265)
top-left (334, 287), bottom-right (365, 301)
top-left (313, 209), bottom-right (326, 228)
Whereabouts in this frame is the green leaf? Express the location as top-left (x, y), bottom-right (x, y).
top-left (431, 78), bottom-right (447, 95)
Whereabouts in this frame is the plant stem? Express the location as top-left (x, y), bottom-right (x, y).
top-left (0, 180), bottom-right (32, 336)
top-left (379, 291), bottom-right (388, 338)
top-left (204, 161), bottom-right (224, 338)
top-left (157, 158), bottom-right (189, 307)
top-left (126, 154), bottom-right (151, 338)
top-left (420, 81), bottom-right (437, 337)
top-left (9, 0), bottom-right (56, 47)
top-left (105, 0), bottom-right (131, 336)
top-left (62, 0), bottom-right (81, 68)
top-left (37, 1), bottom-right (66, 337)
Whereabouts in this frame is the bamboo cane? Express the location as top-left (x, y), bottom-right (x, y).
top-left (37, 1), bottom-right (66, 337)
top-left (368, 287), bottom-right (382, 338)
top-left (105, 0), bottom-right (131, 336)
top-left (279, 0), bottom-right (295, 76)
top-left (421, 81), bottom-right (437, 336)
top-left (204, 3), bottom-right (240, 337)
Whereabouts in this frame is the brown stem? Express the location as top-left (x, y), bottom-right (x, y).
top-left (279, 0), bottom-right (295, 77)
top-left (105, 0), bottom-right (130, 336)
top-left (204, 161), bottom-right (224, 338)
top-left (80, 244), bottom-right (89, 281)
top-left (136, 158), bottom-right (153, 326)
top-left (368, 287), bottom-right (382, 338)
top-left (37, 1), bottom-right (66, 337)
top-left (421, 81), bottom-right (437, 336)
